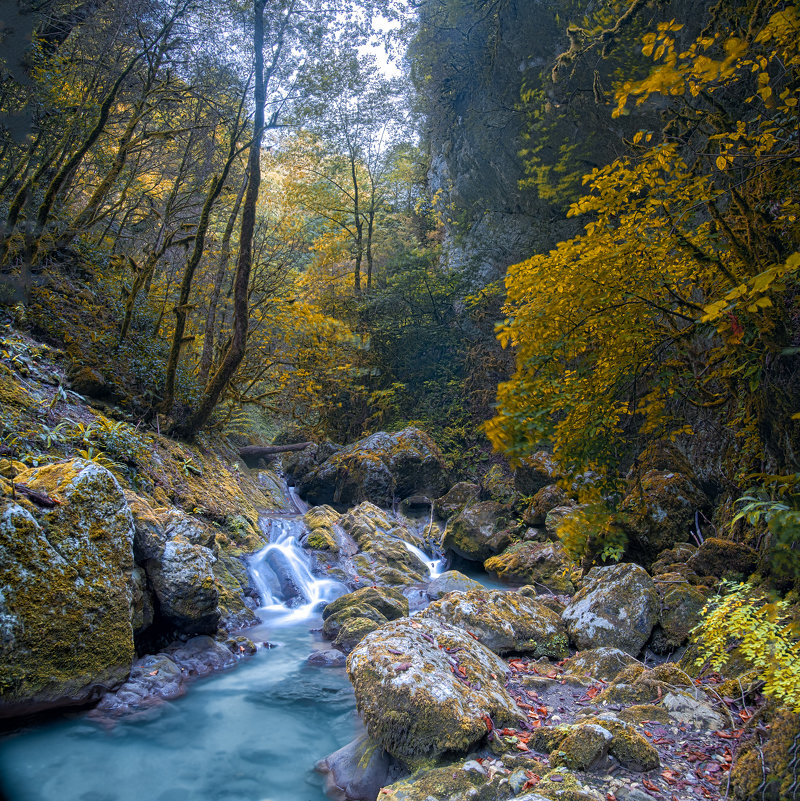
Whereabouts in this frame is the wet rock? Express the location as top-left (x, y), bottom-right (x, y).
top-left (562, 647), bottom-right (638, 682)
top-left (597, 662), bottom-right (695, 706)
top-left (0, 460), bottom-right (135, 717)
top-left (620, 470), bottom-right (709, 567)
top-left (421, 589), bottom-right (568, 658)
top-left (308, 649), bottom-right (347, 668)
top-left (347, 617), bottom-right (521, 762)
top-left (224, 635), bottom-right (257, 657)
top-left (426, 570), bottom-right (483, 599)
top-left (434, 482), bottom-right (481, 519)
top-left (298, 428), bottom-right (448, 508)
top-left (335, 616), bottom-right (386, 653)
top-left (562, 563), bottom-right (659, 655)
top-left (484, 541), bottom-right (578, 593)
top-left (131, 566), bottom-right (155, 634)
top-left (282, 440), bottom-right (342, 482)
top-left (164, 635), bottom-right (236, 674)
top-left (146, 538), bottom-right (220, 634)
top-left (513, 451), bottom-right (560, 496)
top-left (442, 501), bottom-right (511, 562)
top-left (317, 733), bottom-right (402, 801)
top-left (93, 653), bottom-right (183, 715)
top-left (687, 537), bottom-right (758, 579)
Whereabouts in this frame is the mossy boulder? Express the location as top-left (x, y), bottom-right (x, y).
top-left (323, 602), bottom-right (389, 640)
top-left (482, 463), bottom-right (517, 503)
top-left (561, 647), bottom-right (638, 682)
top-left (650, 542), bottom-right (697, 575)
top-left (562, 563), bottom-right (659, 655)
top-left (686, 537), bottom-right (758, 579)
top-left (146, 537), bottom-right (219, 634)
top-left (434, 481), bottom-right (481, 519)
top-left (544, 504), bottom-right (581, 540)
top-left (626, 440), bottom-right (696, 483)
top-left (124, 490), bottom-right (168, 562)
top-left (0, 460), bottom-right (136, 717)
top-left (323, 585), bottom-right (408, 623)
top-left (620, 470), bottom-right (709, 567)
top-left (513, 451), bottom-right (560, 496)
top-left (485, 541), bottom-right (578, 593)
top-left (426, 570), bottom-right (483, 599)
top-left (596, 663), bottom-right (700, 709)
top-left (550, 722), bottom-right (613, 770)
top-left (731, 706), bottom-right (800, 801)
top-left (298, 428), bottom-right (448, 508)
top-left (442, 500), bottom-right (510, 562)
top-left (524, 484), bottom-right (570, 526)
top-left (347, 617), bottom-right (522, 763)
top-left (650, 575), bottom-right (710, 652)
top-left (421, 589), bottom-right (569, 658)
top-left (334, 616), bottom-right (385, 653)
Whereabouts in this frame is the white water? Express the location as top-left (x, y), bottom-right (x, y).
top-left (402, 540), bottom-right (446, 578)
top-left (249, 516), bottom-right (346, 626)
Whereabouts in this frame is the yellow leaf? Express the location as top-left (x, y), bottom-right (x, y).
top-left (716, 155), bottom-right (727, 170)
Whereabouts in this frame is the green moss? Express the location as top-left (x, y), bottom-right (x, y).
top-left (307, 529), bottom-right (338, 551)
top-left (550, 723), bottom-right (611, 770)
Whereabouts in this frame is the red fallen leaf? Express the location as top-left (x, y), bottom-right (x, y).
top-left (714, 730), bottom-right (735, 739)
top-left (467, 631), bottom-right (480, 640)
top-left (643, 729), bottom-right (654, 737)
top-left (531, 718), bottom-right (542, 728)
top-left (739, 710), bottom-right (751, 721)
top-left (586, 684), bottom-right (601, 699)
top-left (660, 770), bottom-right (678, 785)
top-left (642, 778), bottom-right (661, 794)
top-left (394, 662), bottom-right (412, 672)
top-left (537, 706), bottom-right (548, 716)
top-left (499, 728), bottom-right (517, 736)
top-left (525, 770), bottom-right (540, 780)
top-left (148, 670), bottom-right (158, 676)
top-left (546, 671), bottom-right (558, 679)
top-left (522, 777), bottom-right (541, 791)
top-left (457, 666), bottom-right (467, 677)
top-left (516, 741), bottom-right (530, 751)
top-left (482, 714), bottom-right (493, 732)
top-left (607, 794), bottom-right (617, 801)
top-left (491, 672), bottom-right (497, 680)
top-left (652, 737), bottom-right (673, 745)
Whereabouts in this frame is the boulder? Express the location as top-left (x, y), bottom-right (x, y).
top-left (550, 721), bottom-right (613, 770)
top-left (334, 617), bottom-right (386, 653)
top-left (421, 589), bottom-right (568, 658)
top-left (323, 603), bottom-right (389, 641)
top-left (687, 537), bottom-right (758, 579)
top-left (544, 504), bottom-right (582, 539)
top-left (282, 440), bottom-right (341, 482)
top-left (484, 541), bottom-right (578, 593)
top-left (513, 451), bottom-right (560, 495)
top-left (442, 501), bottom-right (510, 562)
top-left (561, 563), bottom-right (659, 655)
top-left (317, 734), bottom-right (401, 801)
top-left (146, 538), bottom-right (219, 634)
top-left (482, 464), bottom-right (516, 503)
top-left (347, 617), bottom-right (522, 762)
top-left (124, 490), bottom-right (168, 562)
top-left (323, 586), bottom-right (408, 623)
top-left (523, 484), bottom-right (570, 526)
top-left (93, 653), bottom-right (184, 715)
top-left (434, 482), bottom-right (480, 519)
top-left (650, 574), bottom-right (710, 652)
top-left (426, 570), bottom-right (483, 599)
top-left (299, 428), bottom-right (448, 508)
top-left (561, 647), bottom-right (639, 682)
top-left (308, 649), bottom-right (347, 668)
top-left (0, 460), bottom-right (136, 717)
top-left (650, 542), bottom-right (697, 575)
top-left (620, 470), bottom-right (709, 566)
top-left (130, 566), bottom-right (154, 634)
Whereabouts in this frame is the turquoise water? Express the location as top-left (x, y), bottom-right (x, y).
top-left (0, 617), bottom-right (357, 801)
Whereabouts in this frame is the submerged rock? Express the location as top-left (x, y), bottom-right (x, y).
top-left (347, 617), bottom-right (521, 763)
top-left (420, 589), bottom-right (568, 658)
top-left (0, 460), bottom-right (136, 717)
top-left (561, 563), bottom-right (659, 655)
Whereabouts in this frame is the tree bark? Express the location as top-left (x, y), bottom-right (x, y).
top-left (173, 0), bottom-right (269, 438)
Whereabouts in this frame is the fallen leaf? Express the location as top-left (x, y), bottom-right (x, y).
top-left (642, 778), bottom-right (661, 794)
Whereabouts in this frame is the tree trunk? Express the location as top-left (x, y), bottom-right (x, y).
top-left (173, 0), bottom-right (268, 438)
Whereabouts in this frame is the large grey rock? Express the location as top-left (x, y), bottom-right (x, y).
top-left (484, 541), bottom-right (578, 593)
top-left (317, 734), bottom-right (402, 801)
top-left (0, 460), bottom-right (136, 717)
top-left (147, 538), bottom-right (219, 634)
top-left (562, 563), bottom-right (659, 655)
top-left (420, 589), bottom-right (568, 657)
top-left (441, 500), bottom-right (510, 562)
top-left (299, 428), bottom-right (448, 508)
top-left (426, 570), bottom-right (483, 599)
top-left (347, 617), bottom-right (521, 762)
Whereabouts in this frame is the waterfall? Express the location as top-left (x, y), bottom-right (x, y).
top-left (402, 540), bottom-right (446, 579)
top-left (249, 516), bottom-right (345, 625)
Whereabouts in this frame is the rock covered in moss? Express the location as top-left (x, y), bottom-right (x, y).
top-left (347, 617), bottom-right (521, 762)
top-left (421, 589), bottom-right (568, 658)
top-left (544, 504), bottom-right (582, 539)
top-left (485, 541), bottom-right (577, 593)
top-left (146, 537), bottom-right (219, 634)
top-left (334, 616), bottom-right (386, 653)
top-left (650, 542), bottom-right (697, 575)
top-left (650, 574), bottom-right (710, 652)
top-left (434, 482), bottom-right (481, 519)
top-left (130, 566), bottom-right (154, 634)
top-left (323, 602), bottom-right (390, 640)
top-left (550, 722), bottom-right (613, 770)
top-left (620, 470), bottom-right (709, 566)
top-left (323, 586), bottom-right (408, 622)
top-left (562, 647), bottom-right (638, 682)
top-left (442, 500), bottom-right (511, 562)
top-left (562, 563), bottom-right (659, 655)
top-left (686, 536), bottom-right (758, 579)
top-left (1, 460), bottom-right (136, 717)
top-left (524, 485), bottom-right (570, 526)
top-left (298, 428), bottom-right (448, 508)
top-left (482, 464), bottom-right (517, 503)
top-left (426, 570), bottom-right (483, 599)
top-left (513, 451), bottom-right (560, 496)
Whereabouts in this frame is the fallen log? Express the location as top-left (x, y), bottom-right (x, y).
top-left (239, 442), bottom-right (313, 462)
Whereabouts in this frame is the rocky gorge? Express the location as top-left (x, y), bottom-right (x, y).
top-left (0, 326), bottom-right (794, 801)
